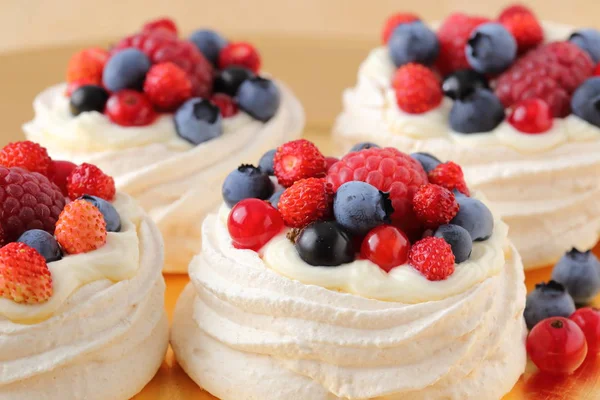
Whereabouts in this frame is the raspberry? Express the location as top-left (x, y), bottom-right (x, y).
top-left (495, 42), bottom-right (594, 117)
top-left (47, 160), bottom-right (77, 196)
top-left (67, 163), bottom-right (115, 201)
top-left (55, 199), bottom-right (107, 254)
top-left (413, 184), bottom-right (459, 228)
top-left (0, 167), bottom-right (65, 242)
top-left (66, 47), bottom-right (109, 84)
top-left (218, 42), bottom-right (261, 73)
top-left (143, 62), bottom-right (192, 110)
top-left (409, 237), bottom-right (455, 280)
top-left (0, 141), bottom-right (52, 175)
top-left (500, 12), bottom-right (543, 54)
top-left (428, 162), bottom-right (470, 196)
top-left (0, 243), bottom-right (52, 304)
top-left (498, 4), bottom-right (535, 20)
top-left (381, 12), bottom-right (420, 44)
top-left (278, 178), bottom-right (333, 228)
top-left (142, 17), bottom-right (178, 36)
top-left (210, 93), bottom-right (239, 118)
top-left (105, 90), bottom-right (157, 127)
top-left (393, 63), bottom-right (442, 114)
top-left (273, 139), bottom-right (327, 187)
top-left (325, 156), bottom-right (339, 172)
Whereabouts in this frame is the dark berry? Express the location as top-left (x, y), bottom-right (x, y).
top-left (571, 77), bottom-right (600, 128)
top-left (189, 29), bottom-right (228, 66)
top-left (17, 229), bottom-right (62, 263)
top-left (449, 89), bottom-right (505, 133)
top-left (433, 224), bottom-right (472, 263)
top-left (69, 85), bottom-right (109, 116)
top-left (79, 194), bottom-right (121, 232)
top-left (465, 23), bottom-right (517, 74)
top-left (349, 142), bottom-right (380, 153)
top-left (295, 221), bottom-right (355, 267)
top-left (524, 280), bottom-right (576, 330)
top-left (570, 29), bottom-right (600, 63)
top-left (450, 196), bottom-right (494, 241)
top-left (552, 248), bottom-right (600, 304)
top-left (237, 77), bottom-right (280, 122)
top-left (388, 21), bottom-right (439, 67)
top-left (333, 181), bottom-right (393, 236)
top-left (258, 149), bottom-right (276, 175)
top-left (175, 98), bottom-right (223, 145)
top-left (213, 66), bottom-right (256, 97)
top-left (410, 152), bottom-right (441, 173)
top-left (102, 48), bottom-right (151, 92)
top-left (442, 69), bottom-right (489, 100)
top-left (222, 165), bottom-right (274, 208)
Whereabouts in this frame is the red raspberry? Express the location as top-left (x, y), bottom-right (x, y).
top-left (67, 163), bottom-right (115, 201)
top-left (0, 167), bottom-right (66, 242)
top-left (143, 62), bottom-right (192, 110)
top-left (413, 184), bottom-right (459, 228)
top-left (495, 42), bottom-right (594, 117)
top-left (381, 12), bottom-right (420, 44)
top-left (210, 93), bottom-right (239, 118)
top-left (500, 12), bottom-right (543, 54)
top-left (66, 47), bottom-right (109, 85)
top-left (273, 139), bottom-right (326, 187)
top-left (142, 17), bottom-right (178, 36)
top-left (325, 156), bottom-right (339, 172)
top-left (498, 4), bottom-right (535, 20)
top-left (105, 90), bottom-right (157, 127)
top-left (435, 13), bottom-right (490, 76)
top-left (408, 237), bottom-right (455, 281)
top-left (47, 160), bottom-right (77, 197)
top-left (0, 141), bottom-right (52, 175)
top-left (218, 42), bottom-right (261, 73)
top-left (278, 178), bottom-right (333, 228)
top-left (0, 243), bottom-right (52, 304)
top-left (428, 162), bottom-right (470, 196)
top-left (393, 63), bottom-right (442, 114)
top-left (55, 199), bottom-right (107, 254)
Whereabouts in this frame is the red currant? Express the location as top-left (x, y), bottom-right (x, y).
top-left (570, 307), bottom-right (600, 354)
top-left (594, 63), bottom-right (600, 76)
top-left (210, 93), bottom-right (239, 118)
top-left (219, 42), bottom-right (261, 73)
top-left (508, 98), bottom-right (553, 134)
top-left (105, 90), bottom-right (157, 127)
top-left (360, 225), bottom-right (410, 272)
top-left (325, 157), bottom-right (339, 172)
top-left (227, 198), bottom-right (284, 251)
top-left (527, 317), bottom-right (588, 374)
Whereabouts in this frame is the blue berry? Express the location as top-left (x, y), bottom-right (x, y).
top-left (222, 164), bottom-right (274, 208)
top-left (295, 221), bottom-right (355, 267)
top-left (269, 189), bottom-right (284, 209)
top-left (388, 21), bottom-right (439, 67)
top-left (102, 49), bottom-right (151, 92)
top-left (442, 69), bottom-right (489, 100)
top-left (450, 196), bottom-right (494, 241)
top-left (465, 23), bottom-right (517, 74)
top-left (189, 29), bottom-right (228, 66)
top-left (570, 29), bottom-right (600, 63)
top-left (333, 181), bottom-right (393, 236)
top-left (571, 77), bottom-right (600, 128)
top-left (214, 67), bottom-right (256, 97)
top-left (175, 98), bottom-right (223, 145)
top-left (524, 281), bottom-right (576, 330)
top-left (449, 89), bottom-right (505, 134)
top-left (349, 142), bottom-right (380, 153)
top-left (237, 77), bottom-right (280, 122)
top-left (258, 149), bottom-right (276, 175)
top-left (434, 224), bottom-right (472, 263)
top-left (80, 195), bottom-right (121, 232)
top-left (17, 230), bottom-right (62, 263)
top-left (69, 85), bottom-right (109, 116)
top-left (410, 152), bottom-right (441, 173)
top-left (551, 249), bottom-right (600, 304)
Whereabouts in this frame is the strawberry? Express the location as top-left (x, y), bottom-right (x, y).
top-left (413, 184), bottom-right (459, 228)
top-left (218, 42), bottom-right (261, 73)
top-left (105, 90), bottom-right (157, 127)
top-left (55, 199), bottom-right (107, 254)
top-left (67, 163), bottom-right (116, 201)
top-left (428, 162), bottom-right (470, 196)
top-left (408, 237), bottom-right (455, 280)
top-left (0, 243), bottom-right (53, 304)
top-left (381, 12), bottom-right (420, 44)
top-left (0, 141), bottom-right (52, 175)
top-left (143, 62), bottom-right (192, 110)
top-left (142, 17), bottom-right (178, 36)
top-left (393, 63), bottom-right (442, 114)
top-left (273, 139), bottom-right (327, 187)
top-left (47, 160), bottom-right (77, 196)
top-left (278, 178), bottom-right (333, 228)
top-left (66, 47), bottom-right (109, 85)
top-left (500, 11), bottom-right (543, 54)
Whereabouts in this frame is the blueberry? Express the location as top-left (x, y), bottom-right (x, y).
top-left (388, 21), bottom-right (439, 67)
top-left (222, 164), bottom-right (274, 208)
top-left (434, 224), bottom-right (473, 263)
top-left (258, 149), bottom-right (276, 175)
top-left (570, 29), bottom-right (600, 63)
top-left (551, 248), bottom-right (600, 304)
top-left (237, 77), bottom-right (280, 122)
top-left (269, 189), bottom-right (284, 209)
top-left (17, 230), bottom-right (62, 263)
top-left (213, 66), bottom-right (256, 97)
top-left (333, 181), bottom-right (393, 236)
top-left (450, 196), bottom-right (494, 241)
top-left (465, 23), bottom-right (517, 74)
top-left (189, 29), bottom-right (228, 65)
top-left (449, 89), bottom-right (505, 134)
top-left (410, 152), bottom-right (441, 173)
top-left (524, 281), bottom-right (576, 330)
top-left (442, 69), bottom-right (489, 100)
top-left (571, 77), bottom-right (600, 128)
top-left (349, 142), bottom-right (380, 153)
top-left (175, 98), bottom-right (223, 145)
top-left (79, 195), bottom-right (121, 232)
top-left (295, 221), bottom-right (355, 267)
top-left (102, 48), bottom-right (151, 92)
top-left (69, 85), bottom-right (109, 116)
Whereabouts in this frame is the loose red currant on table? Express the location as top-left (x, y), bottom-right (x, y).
top-left (360, 225), bottom-right (410, 272)
top-left (105, 90), bottom-right (157, 127)
top-left (570, 308), bottom-right (600, 354)
top-left (527, 317), bottom-right (588, 374)
top-left (508, 98), bottom-right (553, 134)
top-left (210, 93), bottom-right (239, 118)
top-left (227, 199), bottom-right (284, 251)
top-left (219, 42), bottom-right (261, 73)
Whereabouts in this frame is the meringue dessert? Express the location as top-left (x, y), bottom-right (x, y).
top-left (24, 17), bottom-right (304, 272)
top-left (171, 140), bottom-right (527, 400)
top-left (334, 5), bottom-right (600, 269)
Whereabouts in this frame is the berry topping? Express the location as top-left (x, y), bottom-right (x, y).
top-left (571, 77), bottom-right (600, 128)
top-left (55, 199), bottom-right (107, 255)
top-left (213, 66), bottom-right (256, 97)
top-left (465, 23), bottom-right (516, 74)
top-left (360, 225), bottom-right (410, 272)
top-left (325, 156), bottom-right (339, 172)
top-left (449, 89), bottom-right (505, 133)
top-left (527, 317), bottom-right (587, 375)
top-left (412, 184), bottom-right (459, 228)
top-left (227, 198), bottom-right (283, 251)
top-left (450, 195), bottom-right (494, 241)
top-left (508, 98), bottom-right (554, 134)
top-left (105, 90), bottom-right (157, 127)
top-left (143, 62), bottom-right (192, 110)
top-left (80, 194), bottom-right (121, 233)
top-left (570, 29), bottom-right (600, 64)
top-left (0, 141), bottom-right (52, 176)
top-left (428, 161), bottom-right (469, 196)
top-left (349, 142), bottom-right (380, 153)
top-left (333, 181), bottom-right (393, 236)
top-left (392, 63), bottom-right (442, 114)
top-left (499, 10), bottom-right (543, 54)
top-left (269, 190), bottom-right (284, 210)
top-left (17, 229), bottom-right (62, 263)
top-left (189, 29), bottom-right (228, 66)
top-left (524, 281), bottom-right (576, 330)
top-left (274, 139), bottom-right (326, 187)
top-left (66, 47), bottom-right (109, 85)
top-left (410, 152), bottom-right (441, 173)
top-left (442, 69), bottom-right (489, 100)
top-left (237, 77), bottom-right (281, 122)
top-left (381, 12), bottom-right (420, 44)
top-left (67, 163), bottom-right (116, 201)
top-left (433, 224), bottom-right (473, 263)
top-left (388, 21), bottom-right (439, 67)
top-left (102, 49), bottom-right (151, 92)
top-left (570, 308), bottom-right (600, 353)
top-left (278, 178), bottom-right (333, 229)
top-left (498, 4), bottom-right (535, 20)
top-left (257, 149), bottom-right (276, 175)
top-left (295, 221), bottom-right (355, 267)
top-left (218, 42), bottom-right (261, 73)
top-left (0, 242), bottom-right (53, 304)
top-left (408, 236), bottom-right (455, 281)
top-left (595, 63), bottom-right (600, 76)
top-left (69, 85), bottom-right (109, 116)
top-left (222, 165), bottom-right (274, 208)
top-left (551, 248), bottom-right (600, 304)
top-left (65, 78), bottom-right (100, 97)
top-left (142, 17), bottom-right (178, 36)
top-left (174, 98), bottom-right (223, 145)
top-left (210, 93), bottom-right (238, 118)
top-left (47, 160), bottom-right (77, 197)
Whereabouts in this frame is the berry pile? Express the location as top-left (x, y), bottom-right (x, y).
top-left (383, 4), bottom-right (600, 133)
top-left (222, 139), bottom-right (495, 282)
top-left (0, 141), bottom-right (123, 305)
top-left (65, 17), bottom-right (281, 145)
